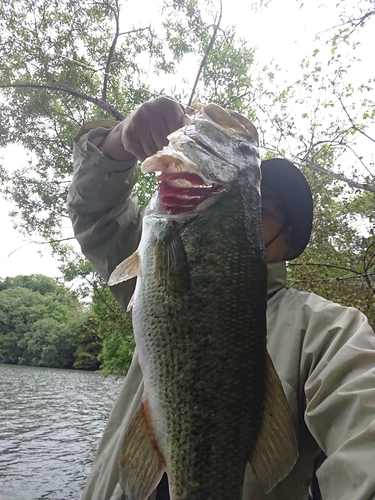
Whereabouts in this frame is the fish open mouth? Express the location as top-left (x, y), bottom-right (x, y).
top-left (157, 171), bottom-right (225, 215)
top-left (142, 151), bottom-right (227, 216)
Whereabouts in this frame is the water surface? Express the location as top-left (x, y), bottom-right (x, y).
top-left (0, 364), bottom-right (124, 500)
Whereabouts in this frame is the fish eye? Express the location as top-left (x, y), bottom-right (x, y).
top-left (238, 142), bottom-right (253, 155)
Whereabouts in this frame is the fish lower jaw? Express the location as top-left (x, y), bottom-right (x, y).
top-left (158, 191), bottom-right (226, 216)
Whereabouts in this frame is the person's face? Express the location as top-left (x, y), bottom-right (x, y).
top-left (261, 186), bottom-right (291, 263)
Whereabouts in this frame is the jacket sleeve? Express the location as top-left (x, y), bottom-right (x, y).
top-left (300, 295), bottom-right (375, 500)
top-left (67, 120), bottom-right (144, 311)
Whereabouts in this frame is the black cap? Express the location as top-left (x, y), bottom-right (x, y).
top-left (261, 158), bottom-right (313, 260)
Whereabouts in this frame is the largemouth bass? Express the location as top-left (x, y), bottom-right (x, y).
top-left (109, 104), bottom-right (297, 500)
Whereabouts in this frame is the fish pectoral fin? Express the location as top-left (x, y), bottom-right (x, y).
top-left (126, 293), bottom-right (135, 313)
top-left (249, 352), bottom-right (299, 494)
top-left (155, 223), bottom-right (190, 294)
top-left (119, 400), bottom-right (166, 500)
top-left (108, 251), bottom-right (139, 286)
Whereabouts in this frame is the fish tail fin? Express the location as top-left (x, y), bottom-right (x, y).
top-left (119, 399), bottom-right (166, 500)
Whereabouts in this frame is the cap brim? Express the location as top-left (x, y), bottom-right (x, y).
top-left (261, 159), bottom-right (313, 260)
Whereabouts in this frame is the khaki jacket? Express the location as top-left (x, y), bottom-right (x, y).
top-left (68, 123), bottom-right (375, 500)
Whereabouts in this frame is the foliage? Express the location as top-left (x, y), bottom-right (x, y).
top-left (18, 317), bottom-right (77, 368)
top-left (91, 284), bottom-right (135, 375)
top-left (0, 273), bottom-right (135, 371)
top-left (0, 274), bottom-right (86, 366)
top-left (99, 327), bottom-right (135, 376)
top-left (73, 312), bottom-right (102, 370)
top-left (0, 274), bottom-right (58, 294)
top-left (287, 170), bottom-right (375, 326)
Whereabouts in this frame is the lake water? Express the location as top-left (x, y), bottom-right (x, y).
top-left (0, 364), bottom-right (124, 500)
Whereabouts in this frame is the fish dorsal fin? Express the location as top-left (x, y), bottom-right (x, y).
top-left (119, 400), bottom-right (166, 500)
top-left (202, 103), bottom-right (249, 136)
top-left (249, 352), bottom-right (298, 493)
top-left (108, 251), bottom-right (139, 286)
top-left (201, 103), bottom-right (258, 144)
top-left (227, 109), bottom-right (259, 145)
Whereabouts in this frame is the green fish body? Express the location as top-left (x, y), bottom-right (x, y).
top-left (109, 104), bottom-right (297, 500)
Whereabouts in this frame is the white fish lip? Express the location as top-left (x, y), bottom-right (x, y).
top-left (142, 151), bottom-right (228, 216)
top-left (141, 148), bottom-right (210, 182)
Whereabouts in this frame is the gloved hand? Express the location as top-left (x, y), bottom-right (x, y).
top-left (99, 96), bottom-right (186, 162)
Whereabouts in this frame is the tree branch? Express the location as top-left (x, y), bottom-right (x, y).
top-left (344, 142), bottom-right (374, 179)
top-left (304, 160), bottom-right (375, 193)
top-left (7, 237), bottom-right (75, 258)
top-left (99, 0), bottom-right (120, 101)
top-left (188, 0), bottom-right (223, 107)
top-left (364, 241), bottom-right (375, 273)
top-left (39, 101), bottom-right (72, 154)
top-left (0, 82), bottom-right (66, 92)
top-left (289, 261), bottom-right (363, 275)
top-left (289, 260), bottom-right (375, 294)
top-left (317, 10), bottom-right (375, 38)
top-left (46, 74), bottom-right (125, 120)
top-left (343, 10), bottom-right (375, 38)
top-left (93, 2), bottom-right (154, 101)
top-left (335, 92), bottom-right (375, 147)
top-left (92, 281), bottom-right (120, 315)
top-left (118, 26), bottom-right (153, 37)
top-left (289, 271), bottom-right (375, 285)
top-left (0, 81), bottom-right (125, 121)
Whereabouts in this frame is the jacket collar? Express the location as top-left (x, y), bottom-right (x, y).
top-left (267, 261), bottom-right (287, 299)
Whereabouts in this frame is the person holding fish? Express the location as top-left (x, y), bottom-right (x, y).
top-left (68, 96), bottom-right (375, 500)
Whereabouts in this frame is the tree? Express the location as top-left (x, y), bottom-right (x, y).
top-left (91, 283), bottom-right (135, 375)
top-left (0, 286), bottom-right (52, 363)
top-left (0, 274), bottom-right (57, 294)
top-left (73, 312), bottom-right (102, 370)
top-left (0, 274), bottom-right (85, 366)
top-left (18, 317), bottom-right (77, 368)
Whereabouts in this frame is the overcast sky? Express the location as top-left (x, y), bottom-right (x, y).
top-left (1, 0), bottom-right (373, 279)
